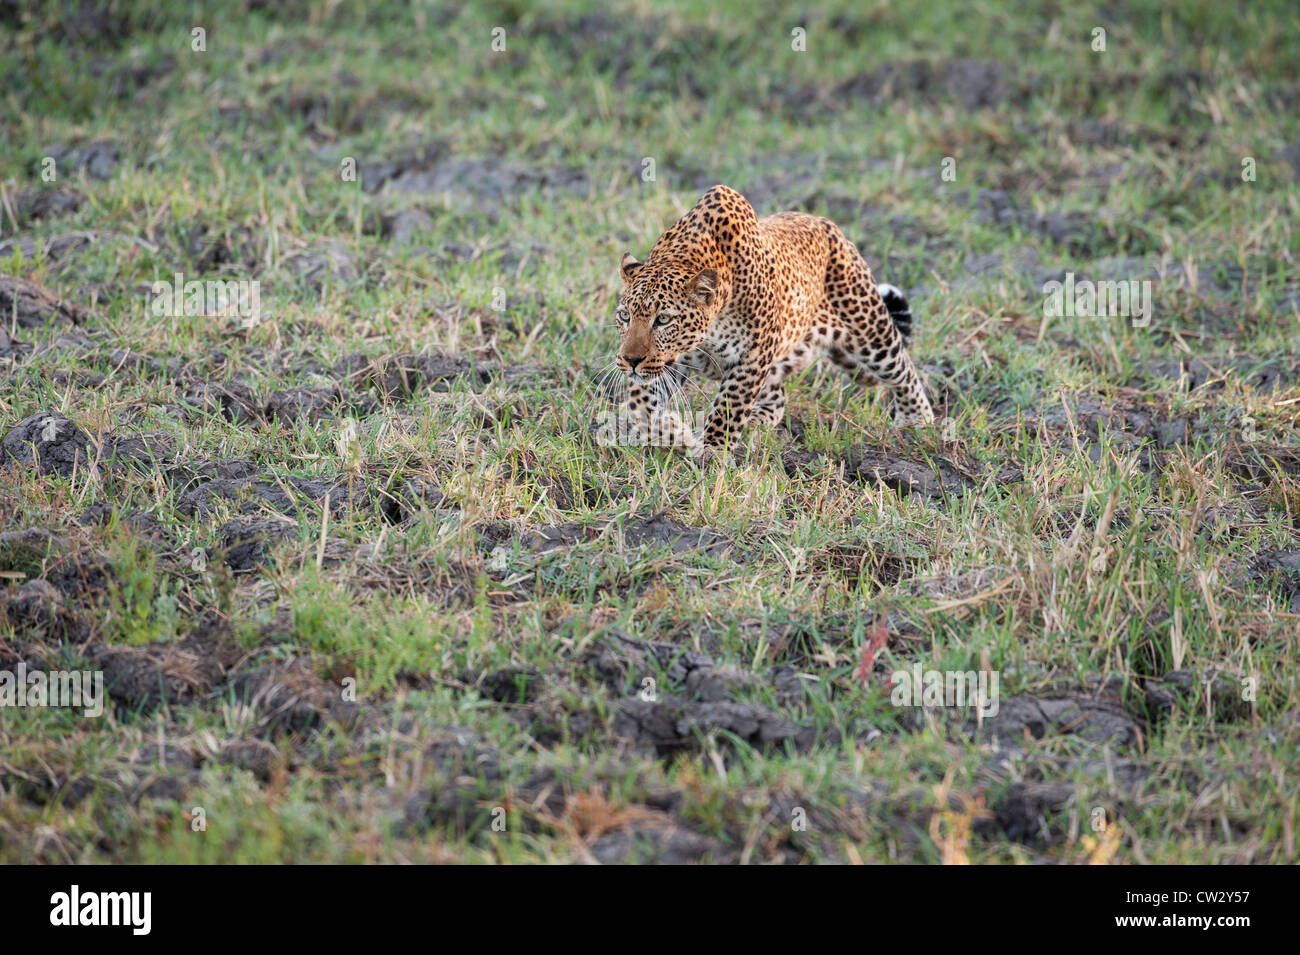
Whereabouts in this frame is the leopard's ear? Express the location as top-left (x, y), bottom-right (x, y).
top-left (620, 252), bottom-right (642, 281)
top-left (690, 267), bottom-right (719, 305)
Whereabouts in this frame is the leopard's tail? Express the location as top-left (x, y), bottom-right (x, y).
top-left (877, 283), bottom-right (914, 346)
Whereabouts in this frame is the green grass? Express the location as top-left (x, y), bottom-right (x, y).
top-left (1, 0), bottom-right (1298, 864)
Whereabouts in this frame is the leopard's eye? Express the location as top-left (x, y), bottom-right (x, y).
top-left (615, 309), bottom-right (629, 326)
top-left (652, 313), bottom-right (675, 328)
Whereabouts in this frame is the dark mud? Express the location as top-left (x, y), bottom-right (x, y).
top-left (0, 413), bottom-right (159, 477)
top-left (285, 239), bottom-right (361, 289)
top-left (611, 697), bottom-right (823, 756)
top-left (43, 140), bottom-right (121, 180)
top-left (1133, 356), bottom-right (1300, 393)
top-left (1246, 549), bottom-right (1300, 612)
top-left (0, 276), bottom-right (86, 329)
top-left (783, 443), bottom-right (978, 502)
top-left (980, 694), bottom-right (1143, 749)
top-left (1, 413), bottom-right (94, 476)
top-left (360, 143), bottom-right (589, 202)
top-left (834, 58), bottom-right (1017, 111)
top-left (230, 658), bottom-right (361, 734)
top-left (7, 186), bottom-right (85, 224)
top-left (1026, 391), bottom-right (1192, 472)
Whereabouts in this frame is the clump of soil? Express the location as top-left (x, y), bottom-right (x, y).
top-left (8, 186), bottom-right (85, 223)
top-left (834, 58), bottom-right (1016, 111)
top-left (479, 665), bottom-right (546, 704)
top-left (181, 222), bottom-right (265, 273)
top-left (43, 140), bottom-right (120, 180)
top-left (979, 694), bottom-right (1143, 749)
top-left (783, 443), bottom-right (975, 502)
top-left (177, 470), bottom-right (368, 519)
top-left (79, 504), bottom-right (176, 550)
top-left (0, 578), bottom-right (89, 643)
top-left (807, 543), bottom-right (919, 588)
top-left (1226, 443), bottom-right (1300, 483)
top-left (230, 658), bottom-right (360, 735)
top-left (956, 189), bottom-right (1104, 252)
top-left (364, 207), bottom-right (435, 244)
top-left (986, 781), bottom-right (1076, 844)
top-left (1245, 549), bottom-right (1300, 612)
top-left (216, 517), bottom-right (297, 572)
top-left (0, 231), bottom-right (98, 264)
top-left (264, 384), bottom-right (376, 422)
top-left (1143, 669), bottom-right (1254, 721)
top-left (334, 351), bottom-right (492, 398)
top-left (620, 513), bottom-right (732, 558)
top-left (2, 413), bottom-right (171, 478)
top-left (93, 633), bottom-right (234, 711)
top-left (0, 276), bottom-right (86, 329)
top-left (612, 697), bottom-right (825, 757)
top-left (285, 239), bottom-right (360, 290)
top-left (1028, 391), bottom-right (1190, 472)
top-left (181, 380), bottom-right (263, 424)
top-left (216, 739), bottom-right (283, 780)
top-left (1, 412), bottom-right (93, 476)
top-left (587, 819), bottom-right (725, 864)
top-left (1135, 356), bottom-right (1300, 393)
top-left (582, 632), bottom-right (724, 694)
top-left (107, 348), bottom-right (187, 382)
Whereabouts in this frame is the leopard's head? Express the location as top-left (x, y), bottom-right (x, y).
top-left (614, 252), bottom-right (726, 380)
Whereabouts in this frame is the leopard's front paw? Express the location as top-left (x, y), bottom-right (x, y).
top-left (687, 442), bottom-right (736, 467)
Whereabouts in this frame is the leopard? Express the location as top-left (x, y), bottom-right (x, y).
top-left (612, 184), bottom-right (935, 461)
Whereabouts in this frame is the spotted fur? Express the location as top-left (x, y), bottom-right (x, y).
top-left (614, 185), bottom-right (935, 459)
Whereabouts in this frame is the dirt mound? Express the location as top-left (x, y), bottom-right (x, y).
top-left (0, 578), bottom-right (89, 643)
top-left (230, 658), bottom-right (360, 735)
top-left (1, 413), bottom-right (93, 476)
top-left (44, 140), bottom-right (120, 180)
top-left (612, 697), bottom-right (823, 756)
top-left (216, 517), bottom-right (298, 572)
top-left (360, 144), bottom-right (589, 201)
top-left (621, 513), bottom-right (732, 558)
top-left (9, 186), bottom-right (85, 223)
top-left (784, 443), bottom-right (975, 502)
top-left (835, 58), bottom-right (1015, 110)
top-left (334, 351), bottom-right (493, 398)
top-left (93, 634), bottom-right (233, 711)
top-left (0, 276), bottom-right (86, 329)
top-left (981, 695), bottom-right (1143, 749)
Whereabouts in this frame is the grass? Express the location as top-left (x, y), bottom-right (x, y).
top-left (0, 0), bottom-right (1298, 864)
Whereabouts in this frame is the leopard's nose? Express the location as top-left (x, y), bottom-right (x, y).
top-left (624, 355), bottom-right (645, 371)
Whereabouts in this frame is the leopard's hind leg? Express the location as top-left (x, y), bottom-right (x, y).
top-left (822, 239), bottom-right (934, 426)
